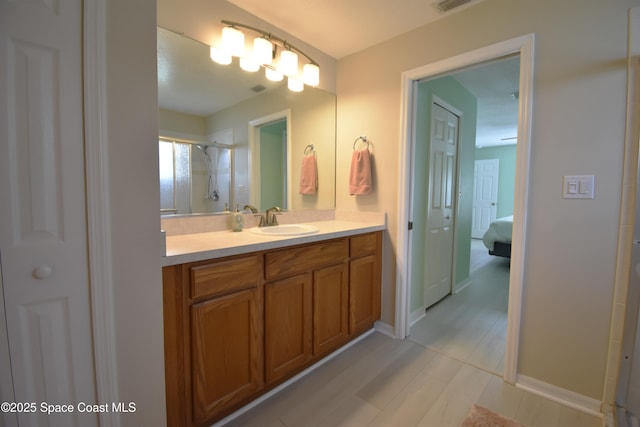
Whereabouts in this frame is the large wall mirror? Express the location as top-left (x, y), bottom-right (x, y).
top-left (157, 26), bottom-right (336, 216)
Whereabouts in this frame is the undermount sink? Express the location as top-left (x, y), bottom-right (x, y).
top-left (248, 224), bottom-right (319, 236)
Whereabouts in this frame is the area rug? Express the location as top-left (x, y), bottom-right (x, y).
top-left (461, 404), bottom-right (524, 427)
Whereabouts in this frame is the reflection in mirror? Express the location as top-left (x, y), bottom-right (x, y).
top-left (157, 26), bottom-right (336, 216)
top-left (255, 119), bottom-right (287, 211)
top-left (159, 139), bottom-right (232, 215)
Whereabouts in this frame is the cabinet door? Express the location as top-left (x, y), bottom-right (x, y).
top-left (265, 274), bottom-right (312, 384)
top-left (349, 254), bottom-right (382, 335)
top-left (191, 287), bottom-right (263, 424)
top-left (313, 263), bottom-right (348, 356)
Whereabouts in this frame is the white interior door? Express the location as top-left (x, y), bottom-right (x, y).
top-left (0, 1), bottom-right (97, 425)
top-left (424, 101), bottom-right (459, 309)
top-left (472, 159), bottom-right (499, 238)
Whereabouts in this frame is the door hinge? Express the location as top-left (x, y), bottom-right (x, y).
top-left (408, 221), bottom-right (413, 231)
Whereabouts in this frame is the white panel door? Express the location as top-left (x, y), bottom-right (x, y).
top-left (472, 159), bottom-right (499, 238)
top-left (0, 0), bottom-right (98, 425)
top-left (424, 102), bottom-right (459, 309)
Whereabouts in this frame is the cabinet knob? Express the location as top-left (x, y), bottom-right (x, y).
top-left (33, 265), bottom-right (53, 280)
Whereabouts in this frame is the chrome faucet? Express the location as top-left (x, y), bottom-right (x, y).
top-left (262, 206), bottom-right (281, 227)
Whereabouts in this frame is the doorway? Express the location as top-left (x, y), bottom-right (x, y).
top-left (259, 120), bottom-right (287, 210)
top-left (249, 110), bottom-right (292, 211)
top-left (396, 34), bottom-right (534, 383)
top-left (472, 159), bottom-right (499, 239)
top-left (408, 58), bottom-right (518, 375)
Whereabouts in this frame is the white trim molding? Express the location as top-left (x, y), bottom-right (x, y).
top-left (84, 1), bottom-right (120, 425)
top-left (373, 321), bottom-right (395, 338)
top-left (516, 375), bottom-right (603, 418)
top-left (395, 34), bottom-right (535, 385)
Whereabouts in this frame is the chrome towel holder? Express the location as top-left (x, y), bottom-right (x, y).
top-left (353, 136), bottom-right (369, 150)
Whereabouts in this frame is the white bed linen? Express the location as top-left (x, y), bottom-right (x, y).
top-left (481, 215), bottom-right (513, 251)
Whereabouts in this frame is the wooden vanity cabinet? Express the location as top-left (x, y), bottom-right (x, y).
top-left (163, 254), bottom-right (264, 426)
top-left (163, 231), bottom-right (382, 426)
top-left (264, 239), bottom-right (350, 385)
top-left (264, 273), bottom-right (312, 384)
top-left (313, 263), bottom-right (349, 356)
top-left (349, 233), bottom-right (382, 335)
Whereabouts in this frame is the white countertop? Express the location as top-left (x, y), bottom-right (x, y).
top-left (162, 219), bottom-right (385, 266)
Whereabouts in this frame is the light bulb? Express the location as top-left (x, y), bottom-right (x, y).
top-left (210, 46), bottom-right (231, 65)
top-left (265, 67), bottom-right (283, 82)
top-left (222, 26), bottom-right (244, 57)
top-left (279, 49), bottom-right (298, 77)
top-left (240, 55), bottom-right (259, 72)
top-left (287, 77), bottom-right (304, 92)
top-left (302, 63), bottom-right (319, 86)
top-left (254, 37), bottom-right (273, 65)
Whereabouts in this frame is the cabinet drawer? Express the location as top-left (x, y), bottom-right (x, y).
top-left (265, 239), bottom-right (348, 280)
top-left (350, 233), bottom-right (378, 258)
top-left (190, 255), bottom-right (260, 299)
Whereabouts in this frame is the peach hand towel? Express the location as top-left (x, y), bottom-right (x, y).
top-left (299, 154), bottom-right (317, 194)
top-left (349, 149), bottom-right (372, 195)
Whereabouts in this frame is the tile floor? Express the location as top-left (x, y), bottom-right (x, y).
top-left (220, 240), bottom-right (602, 427)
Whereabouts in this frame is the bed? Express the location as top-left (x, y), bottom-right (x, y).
top-left (481, 215), bottom-right (513, 258)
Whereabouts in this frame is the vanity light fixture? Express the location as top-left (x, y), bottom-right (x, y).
top-left (287, 77), bottom-right (304, 92)
top-left (213, 20), bottom-right (321, 91)
top-left (209, 45), bottom-right (232, 65)
top-left (265, 66), bottom-right (284, 82)
top-left (221, 25), bottom-right (245, 57)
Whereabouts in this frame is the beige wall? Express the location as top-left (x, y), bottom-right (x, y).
top-left (159, 108), bottom-right (207, 141)
top-left (336, 0), bottom-right (638, 400)
top-left (107, 0), bottom-right (166, 425)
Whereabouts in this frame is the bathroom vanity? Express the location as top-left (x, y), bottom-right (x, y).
top-left (161, 216), bottom-right (384, 426)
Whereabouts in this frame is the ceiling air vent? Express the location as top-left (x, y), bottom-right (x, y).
top-left (251, 84), bottom-right (266, 93)
top-left (435, 0), bottom-right (472, 13)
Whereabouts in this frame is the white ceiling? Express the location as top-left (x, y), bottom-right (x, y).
top-left (452, 57), bottom-right (520, 147)
top-left (227, 0), bottom-right (487, 59)
top-left (158, 0), bottom-right (519, 147)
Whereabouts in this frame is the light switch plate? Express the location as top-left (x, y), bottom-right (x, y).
top-left (563, 175), bottom-right (595, 199)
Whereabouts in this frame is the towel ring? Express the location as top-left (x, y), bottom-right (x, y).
top-left (353, 136), bottom-right (369, 150)
top-left (304, 144), bottom-right (315, 155)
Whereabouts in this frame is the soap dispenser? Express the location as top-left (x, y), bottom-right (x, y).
top-left (231, 204), bottom-right (244, 232)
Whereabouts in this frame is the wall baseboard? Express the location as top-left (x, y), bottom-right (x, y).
top-left (516, 374), bottom-right (602, 417)
top-left (409, 308), bottom-right (426, 327)
top-left (454, 278), bottom-right (472, 294)
top-left (374, 321), bottom-right (395, 338)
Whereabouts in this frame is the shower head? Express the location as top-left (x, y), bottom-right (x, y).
top-left (195, 144), bottom-right (211, 161)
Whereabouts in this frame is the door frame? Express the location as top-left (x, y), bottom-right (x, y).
top-left (395, 34), bottom-right (535, 384)
top-left (84, 0), bottom-right (121, 423)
